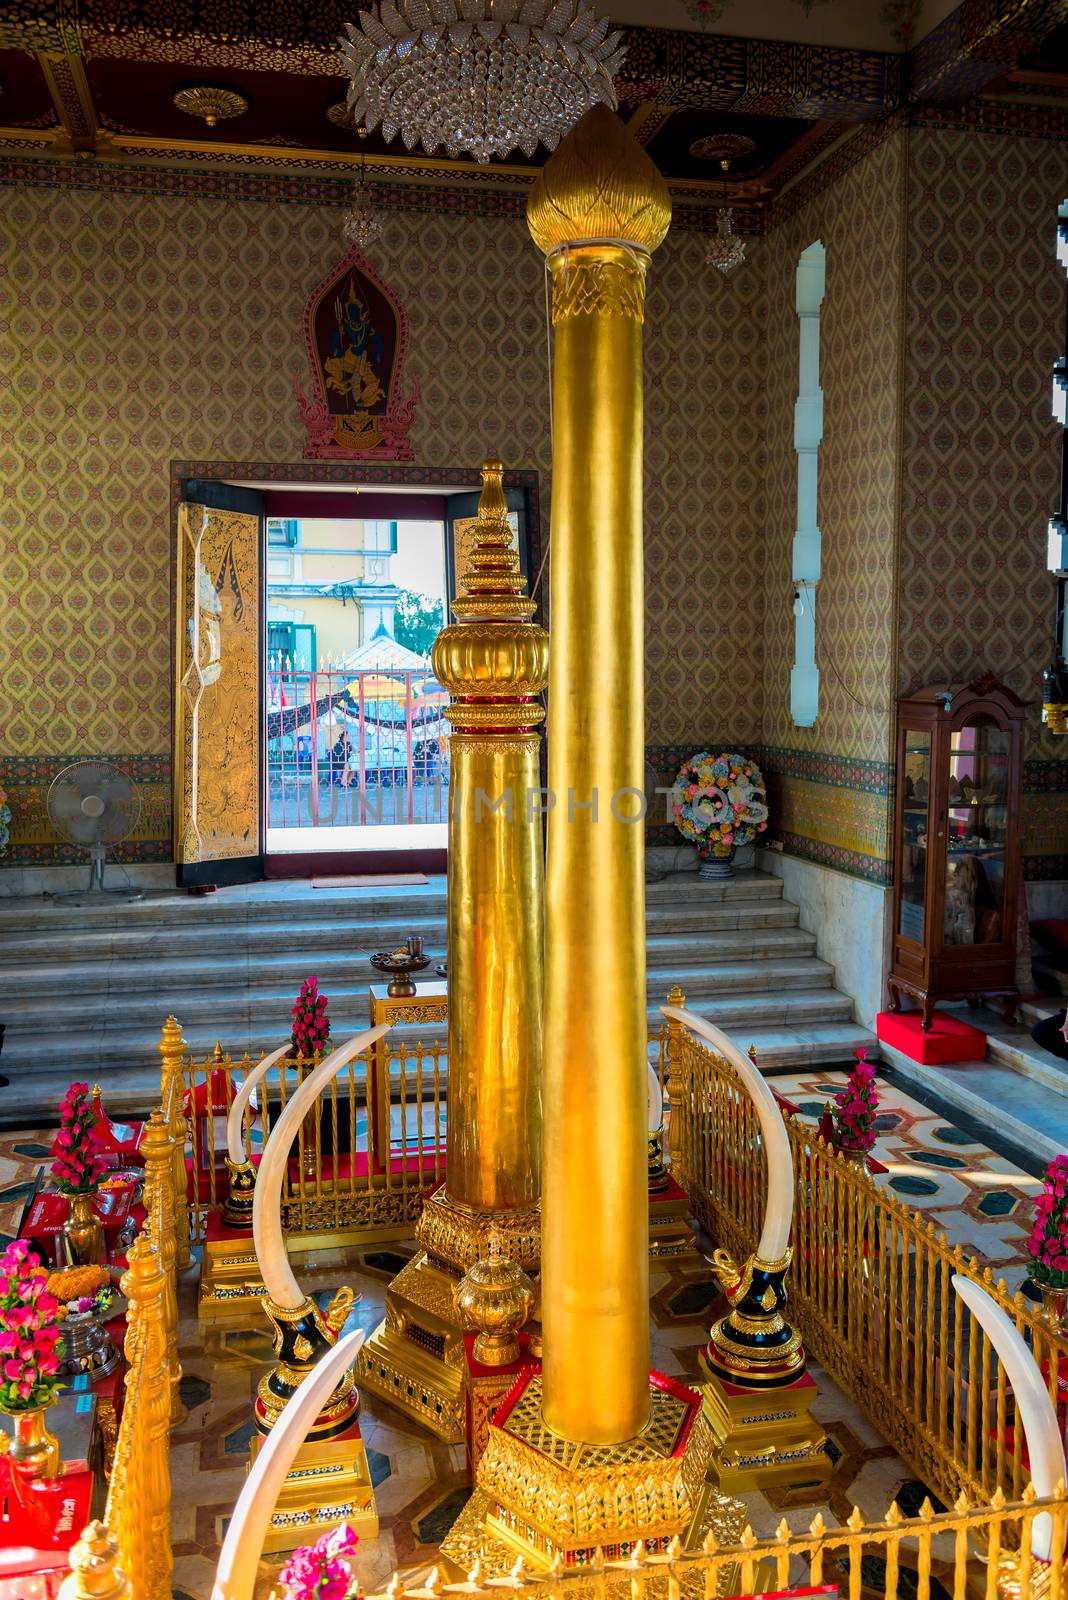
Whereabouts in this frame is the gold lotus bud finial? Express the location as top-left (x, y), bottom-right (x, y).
top-left (527, 104), bottom-right (671, 257)
top-left (477, 458), bottom-right (507, 524)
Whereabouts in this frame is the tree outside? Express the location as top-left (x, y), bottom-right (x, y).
top-left (394, 591), bottom-right (445, 658)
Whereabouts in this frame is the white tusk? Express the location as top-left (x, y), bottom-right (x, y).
top-left (226, 1043), bottom-right (291, 1166)
top-left (662, 1004), bottom-right (792, 1262)
top-left (647, 1060), bottom-right (664, 1136)
top-left (952, 1275), bottom-right (1064, 1561)
top-left (211, 1328), bottom-right (366, 1600)
top-left (253, 1025), bottom-right (392, 1309)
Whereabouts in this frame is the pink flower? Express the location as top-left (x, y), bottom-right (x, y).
top-left (323, 1524), bottom-right (359, 1560)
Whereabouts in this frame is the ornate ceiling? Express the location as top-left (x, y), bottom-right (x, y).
top-left (1, 0), bottom-right (1067, 217)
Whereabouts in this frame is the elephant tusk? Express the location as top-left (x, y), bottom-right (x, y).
top-left (253, 1025), bottom-right (392, 1310)
top-left (226, 1042), bottom-right (291, 1166)
top-left (211, 1329), bottom-right (366, 1600)
top-left (663, 1004), bottom-right (792, 1263)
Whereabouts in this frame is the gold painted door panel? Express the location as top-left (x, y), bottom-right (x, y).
top-left (174, 503), bottom-right (260, 870)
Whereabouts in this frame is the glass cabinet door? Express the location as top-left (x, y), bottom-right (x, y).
top-left (943, 717), bottom-right (1009, 948)
top-left (899, 729), bottom-right (931, 943)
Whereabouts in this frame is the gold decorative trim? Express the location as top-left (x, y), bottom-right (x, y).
top-left (415, 1190), bottom-right (541, 1273)
top-left (548, 252), bottom-right (648, 324)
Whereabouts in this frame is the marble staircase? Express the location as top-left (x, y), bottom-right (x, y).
top-left (0, 869), bottom-right (872, 1122)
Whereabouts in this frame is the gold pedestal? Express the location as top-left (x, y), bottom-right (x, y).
top-left (357, 1188), bottom-right (541, 1442)
top-left (441, 1371), bottom-right (748, 1579)
top-left (357, 1251), bottom-right (468, 1442)
top-left (248, 1423), bottom-right (378, 1554)
top-left (693, 1359), bottom-right (830, 1497)
top-left (199, 1220), bottom-right (265, 1321)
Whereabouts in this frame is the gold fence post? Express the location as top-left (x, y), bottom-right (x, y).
top-left (665, 987), bottom-right (689, 1191)
top-left (57, 1520), bottom-right (132, 1600)
top-left (141, 1110), bottom-right (184, 1425)
top-left (119, 1233), bottom-right (174, 1600)
top-left (158, 1016), bottom-right (192, 1269)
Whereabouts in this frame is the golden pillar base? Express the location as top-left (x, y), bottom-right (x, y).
top-left (356, 1251), bottom-right (468, 1443)
top-left (198, 1217), bottom-right (265, 1322)
top-left (694, 1357), bottom-right (831, 1497)
top-left (356, 1189), bottom-right (542, 1442)
top-left (440, 1370), bottom-right (748, 1578)
top-left (247, 1422), bottom-right (378, 1554)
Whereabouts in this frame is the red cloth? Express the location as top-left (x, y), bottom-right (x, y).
top-left (0, 1457), bottom-right (94, 1597)
top-left (21, 1186), bottom-right (138, 1268)
top-left (876, 1009), bottom-right (985, 1065)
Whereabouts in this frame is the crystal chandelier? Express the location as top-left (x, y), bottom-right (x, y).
top-left (705, 207), bottom-right (747, 276)
top-left (338, 0), bottom-right (625, 164)
top-left (342, 158), bottom-right (384, 250)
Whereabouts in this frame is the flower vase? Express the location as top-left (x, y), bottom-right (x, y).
top-left (63, 1190), bottom-right (104, 1267)
top-left (2, 1401), bottom-right (60, 1482)
top-left (699, 841), bottom-right (736, 881)
top-left (837, 1145), bottom-right (870, 1173)
top-left (1039, 1282), bottom-right (1068, 1335)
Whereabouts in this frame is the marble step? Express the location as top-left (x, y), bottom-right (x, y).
top-left (877, 1047), bottom-right (1065, 1170)
top-left (0, 900), bottom-right (802, 968)
top-left (0, 1019), bottom-right (876, 1126)
top-left (2, 977), bottom-right (853, 1043)
top-left (0, 940), bottom-right (829, 1006)
top-left (0, 868), bottom-right (783, 936)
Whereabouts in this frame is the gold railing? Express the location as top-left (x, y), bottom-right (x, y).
top-left (665, 1006), bottom-right (1068, 1518)
top-left (59, 1102), bottom-right (180, 1600)
top-left (176, 1032), bottom-right (447, 1243)
top-left (366, 1486), bottom-right (1068, 1600)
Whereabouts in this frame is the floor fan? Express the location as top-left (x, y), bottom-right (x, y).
top-left (45, 761), bottom-right (145, 902)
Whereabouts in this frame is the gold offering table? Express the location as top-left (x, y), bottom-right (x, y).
top-left (368, 979), bottom-right (448, 1167)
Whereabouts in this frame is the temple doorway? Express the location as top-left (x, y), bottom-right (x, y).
top-left (174, 470), bottom-right (537, 887)
top-left (264, 510), bottom-right (450, 861)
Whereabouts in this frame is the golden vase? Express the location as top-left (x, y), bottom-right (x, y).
top-left (1039, 1281), bottom-right (1068, 1334)
top-left (64, 1190), bottom-right (104, 1267)
top-left (2, 1399), bottom-right (61, 1481)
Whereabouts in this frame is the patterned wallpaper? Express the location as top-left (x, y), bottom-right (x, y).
top-left (5, 128), bottom-right (1068, 880)
top-left (899, 127), bottom-right (1068, 879)
top-left (759, 131), bottom-right (907, 883)
top-left (0, 180), bottom-right (758, 863)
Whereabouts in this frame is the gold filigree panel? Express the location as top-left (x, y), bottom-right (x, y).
top-left (174, 503), bottom-right (259, 864)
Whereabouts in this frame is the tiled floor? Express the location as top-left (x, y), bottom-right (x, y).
top-left (0, 1069), bottom-right (1046, 1600)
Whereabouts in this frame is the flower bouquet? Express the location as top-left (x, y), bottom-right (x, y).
top-left (51, 1083), bottom-right (108, 1266)
top-left (291, 976), bottom-right (331, 1060)
top-left (277, 1523), bottom-right (360, 1600)
top-left (831, 1049), bottom-right (879, 1165)
top-left (0, 1240), bottom-right (65, 1479)
top-left (671, 752), bottom-right (768, 879)
top-left (1027, 1155), bottom-right (1068, 1330)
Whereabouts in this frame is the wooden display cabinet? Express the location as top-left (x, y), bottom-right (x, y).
top-left (888, 674), bottom-right (1026, 1030)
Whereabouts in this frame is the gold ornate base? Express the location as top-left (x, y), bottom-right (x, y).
top-left (694, 1357), bottom-right (831, 1495)
top-left (355, 1251), bottom-right (468, 1443)
top-left (247, 1424), bottom-right (378, 1554)
top-left (649, 1186), bottom-right (697, 1259)
top-left (198, 1228), bottom-right (266, 1322)
top-left (415, 1187), bottom-right (541, 1275)
top-left (440, 1370), bottom-right (748, 1577)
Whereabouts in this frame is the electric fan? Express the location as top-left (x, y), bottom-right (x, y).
top-left (45, 760), bottom-right (144, 902)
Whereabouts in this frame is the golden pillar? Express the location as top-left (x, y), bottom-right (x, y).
top-left (532, 103), bottom-right (669, 1444)
top-left (442, 112), bottom-right (749, 1581)
top-left (357, 459), bottom-right (548, 1441)
top-left (431, 456), bottom-right (546, 1227)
